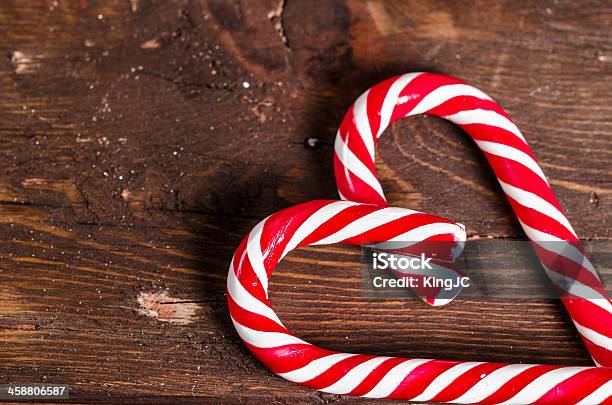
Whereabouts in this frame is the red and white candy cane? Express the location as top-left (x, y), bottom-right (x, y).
top-left (227, 73), bottom-right (612, 403)
top-left (227, 200), bottom-right (611, 403)
top-left (334, 72), bottom-right (612, 368)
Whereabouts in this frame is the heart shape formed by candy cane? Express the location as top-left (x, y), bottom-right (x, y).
top-left (227, 73), bottom-right (612, 403)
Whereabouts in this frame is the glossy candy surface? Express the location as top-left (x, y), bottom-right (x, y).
top-left (227, 74), bottom-right (612, 403)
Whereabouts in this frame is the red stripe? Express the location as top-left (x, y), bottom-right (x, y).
top-left (388, 360), bottom-right (457, 399)
top-left (561, 296), bottom-right (612, 340)
top-left (582, 338), bottom-right (612, 367)
top-left (485, 155), bottom-right (563, 212)
top-left (339, 213), bottom-right (457, 245)
top-left (299, 354), bottom-right (374, 390)
top-left (390, 73), bottom-right (463, 119)
top-left (299, 204), bottom-right (380, 246)
top-left (432, 363), bottom-right (507, 402)
top-left (333, 153), bottom-right (386, 205)
top-left (505, 197), bottom-right (576, 241)
top-left (365, 75), bottom-right (399, 138)
top-left (348, 357), bottom-right (406, 396)
top-left (532, 244), bottom-right (606, 295)
top-left (533, 368), bottom-right (612, 404)
top-left (227, 293), bottom-right (285, 333)
top-left (467, 124), bottom-right (536, 155)
top-left (426, 96), bottom-right (509, 119)
top-left (456, 122), bottom-right (528, 151)
top-left (232, 237), bottom-right (268, 303)
top-left (261, 200), bottom-right (331, 267)
top-left (245, 342), bottom-right (334, 374)
top-left (480, 365), bottom-right (561, 404)
top-left (339, 109), bottom-right (377, 174)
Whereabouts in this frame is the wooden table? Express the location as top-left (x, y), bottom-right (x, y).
top-left (1, 1), bottom-right (610, 403)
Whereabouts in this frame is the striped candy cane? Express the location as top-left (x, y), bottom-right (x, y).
top-left (227, 73), bottom-right (612, 403)
top-left (334, 72), bottom-right (612, 368)
top-left (227, 200), bottom-right (612, 403)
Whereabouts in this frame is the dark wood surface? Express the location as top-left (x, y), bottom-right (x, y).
top-left (0, 0), bottom-right (610, 403)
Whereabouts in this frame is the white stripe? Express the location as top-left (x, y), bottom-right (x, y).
top-left (364, 359), bottom-right (431, 398)
top-left (576, 380), bottom-right (612, 405)
top-left (409, 84), bottom-right (493, 116)
top-left (498, 367), bottom-right (586, 404)
top-left (278, 353), bottom-right (357, 383)
top-left (378, 73), bottom-right (423, 137)
top-left (432, 298), bottom-right (457, 306)
top-left (313, 207), bottom-right (416, 245)
top-left (520, 221), bottom-right (597, 276)
top-left (453, 364), bottom-right (536, 404)
top-left (281, 201), bottom-right (358, 259)
top-left (334, 132), bottom-right (385, 200)
top-left (231, 317), bottom-right (308, 349)
top-left (411, 362), bottom-right (483, 401)
top-left (499, 180), bottom-right (576, 237)
top-left (246, 219), bottom-right (269, 295)
top-left (445, 109), bottom-right (526, 143)
top-left (353, 90), bottom-right (375, 160)
top-left (574, 321), bottom-right (612, 350)
top-left (372, 222), bottom-right (466, 247)
top-left (543, 266), bottom-right (612, 313)
top-left (320, 356), bottom-right (391, 395)
top-left (475, 140), bottom-right (548, 184)
top-left (227, 260), bottom-right (284, 326)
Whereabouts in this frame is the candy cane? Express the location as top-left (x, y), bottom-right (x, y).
top-left (227, 200), bottom-right (611, 403)
top-left (227, 73), bottom-right (612, 403)
top-left (334, 72), bottom-right (612, 368)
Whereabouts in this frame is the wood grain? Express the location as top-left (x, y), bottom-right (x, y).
top-left (0, 0), bottom-right (610, 403)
